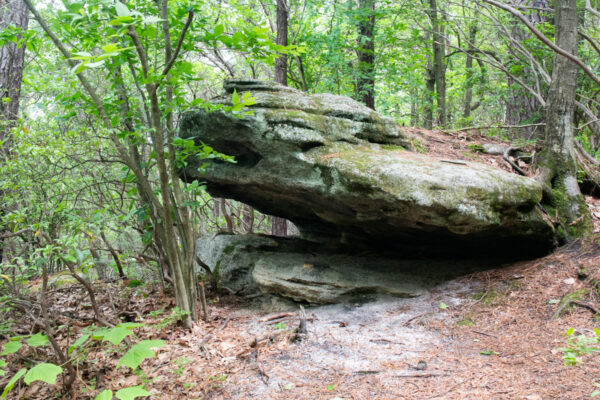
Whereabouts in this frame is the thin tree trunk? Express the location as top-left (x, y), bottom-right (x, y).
top-left (243, 204), bottom-right (254, 233)
top-left (272, 0), bottom-right (289, 237)
top-left (100, 231), bottom-right (126, 279)
top-left (423, 30), bottom-right (435, 129)
top-left (428, 0), bottom-right (446, 127)
top-left (356, 0), bottom-right (375, 109)
top-left (274, 0), bottom-right (288, 85)
top-left (463, 24), bottom-right (477, 119)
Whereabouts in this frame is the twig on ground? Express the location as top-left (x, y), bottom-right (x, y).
top-left (259, 312), bottom-right (296, 322)
top-left (393, 371), bottom-right (448, 378)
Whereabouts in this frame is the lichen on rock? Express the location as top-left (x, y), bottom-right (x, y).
top-left (181, 80), bottom-right (557, 257)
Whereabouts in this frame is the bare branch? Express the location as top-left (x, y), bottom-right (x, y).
top-left (483, 0), bottom-right (600, 86)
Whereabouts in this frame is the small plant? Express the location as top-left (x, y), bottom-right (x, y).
top-left (154, 307), bottom-right (191, 331)
top-left (557, 327), bottom-right (600, 366)
top-left (172, 356), bottom-right (193, 376)
top-left (479, 349), bottom-right (498, 356)
top-left (209, 374), bottom-right (228, 382)
top-left (274, 322), bottom-right (287, 330)
top-left (0, 323), bottom-right (164, 398)
top-left (557, 328), bottom-right (600, 398)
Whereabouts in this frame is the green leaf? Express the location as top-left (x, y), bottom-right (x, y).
top-left (438, 301), bottom-right (448, 310)
top-left (1, 341), bottom-right (22, 355)
top-left (24, 363), bottom-right (63, 385)
top-left (117, 340), bottom-right (165, 370)
top-left (86, 61), bottom-right (105, 68)
top-left (274, 322), bottom-right (286, 330)
top-left (109, 16), bottom-right (133, 25)
top-left (102, 44), bottom-right (119, 53)
top-left (103, 327), bottom-right (133, 346)
top-left (2, 368), bottom-right (26, 399)
top-left (117, 322), bottom-right (145, 330)
top-left (115, 386), bottom-right (151, 400)
top-left (214, 24), bottom-right (224, 37)
top-left (94, 389), bottom-right (113, 400)
top-left (231, 89), bottom-right (239, 105)
top-left (115, 2), bottom-right (130, 17)
top-left (91, 327), bottom-right (110, 340)
top-left (69, 333), bottom-right (90, 354)
top-left (26, 332), bottom-right (49, 347)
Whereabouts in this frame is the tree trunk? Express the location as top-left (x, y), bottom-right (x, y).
top-left (537, 0), bottom-right (591, 235)
top-left (271, 0), bottom-right (289, 237)
top-left (0, 0), bottom-right (28, 263)
top-left (504, 0), bottom-right (548, 138)
top-left (428, 0), bottom-right (446, 127)
top-left (423, 30), bottom-right (435, 130)
top-left (243, 204), bottom-right (254, 233)
top-left (0, 0), bottom-right (28, 146)
top-left (274, 0), bottom-right (288, 85)
top-left (463, 24), bottom-right (477, 119)
top-left (356, 0), bottom-right (375, 110)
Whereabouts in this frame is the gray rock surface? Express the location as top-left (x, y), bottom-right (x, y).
top-left (181, 80), bottom-right (556, 256)
top-left (196, 234), bottom-right (501, 303)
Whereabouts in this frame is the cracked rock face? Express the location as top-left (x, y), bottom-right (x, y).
top-left (196, 233), bottom-right (501, 304)
top-left (181, 80), bottom-right (556, 257)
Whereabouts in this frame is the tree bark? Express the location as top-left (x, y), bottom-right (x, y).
top-left (0, 0), bottom-right (28, 146)
top-left (463, 24), bottom-right (477, 119)
top-left (423, 30), bottom-right (435, 129)
top-left (272, 0), bottom-right (289, 237)
top-left (504, 0), bottom-right (548, 138)
top-left (274, 0), bottom-right (288, 85)
top-left (427, 0), bottom-right (446, 127)
top-left (537, 0), bottom-right (591, 235)
top-left (356, 0), bottom-right (375, 110)
top-left (0, 0), bottom-right (28, 263)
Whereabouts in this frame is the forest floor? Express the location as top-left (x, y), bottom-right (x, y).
top-left (4, 130), bottom-right (600, 399)
top-left (8, 229), bottom-right (600, 400)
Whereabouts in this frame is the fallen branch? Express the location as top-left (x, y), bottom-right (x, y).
top-left (393, 372), bottom-right (448, 378)
top-left (402, 312), bottom-right (431, 327)
top-left (259, 312), bottom-right (296, 322)
top-left (440, 159), bottom-right (468, 165)
top-left (446, 123), bottom-right (545, 133)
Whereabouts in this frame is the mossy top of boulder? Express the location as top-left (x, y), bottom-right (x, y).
top-left (221, 79), bottom-right (401, 126)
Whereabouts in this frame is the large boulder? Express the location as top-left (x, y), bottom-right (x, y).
top-left (181, 80), bottom-right (557, 256)
top-left (196, 233), bottom-right (500, 304)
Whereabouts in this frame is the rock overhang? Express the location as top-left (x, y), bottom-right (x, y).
top-left (180, 80), bottom-right (557, 258)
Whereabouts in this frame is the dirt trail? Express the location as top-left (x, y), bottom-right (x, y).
top-left (148, 235), bottom-right (599, 399)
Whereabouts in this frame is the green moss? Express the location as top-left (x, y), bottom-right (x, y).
top-left (471, 288), bottom-right (502, 306)
top-left (222, 245), bottom-right (235, 255)
top-left (468, 144), bottom-right (485, 153)
top-left (457, 316), bottom-right (475, 327)
top-left (381, 144), bottom-right (405, 152)
top-left (410, 138), bottom-right (427, 154)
